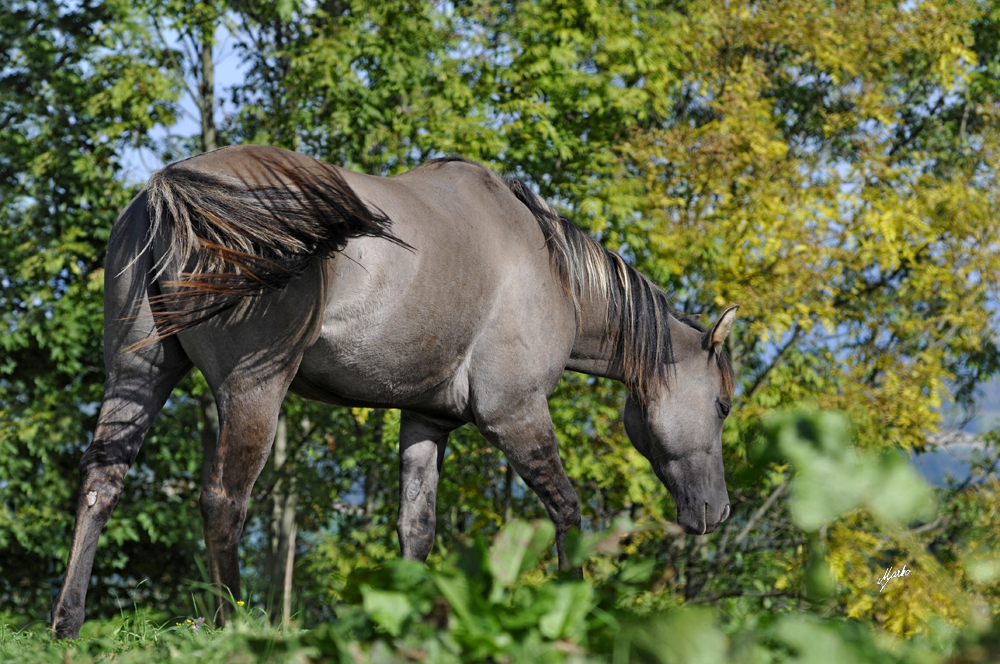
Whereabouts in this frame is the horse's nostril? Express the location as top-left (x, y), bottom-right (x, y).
top-left (721, 503), bottom-right (731, 522)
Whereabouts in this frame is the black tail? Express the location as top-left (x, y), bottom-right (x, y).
top-left (137, 151), bottom-right (410, 347)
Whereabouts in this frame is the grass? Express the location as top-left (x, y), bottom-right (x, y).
top-left (0, 606), bottom-right (326, 664)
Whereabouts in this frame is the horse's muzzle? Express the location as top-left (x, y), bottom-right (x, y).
top-left (677, 499), bottom-right (731, 535)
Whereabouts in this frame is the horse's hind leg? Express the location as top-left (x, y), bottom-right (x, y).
top-left (198, 376), bottom-right (292, 626)
top-left (177, 256), bottom-right (322, 625)
top-left (51, 336), bottom-right (190, 638)
top-left (52, 190), bottom-right (192, 638)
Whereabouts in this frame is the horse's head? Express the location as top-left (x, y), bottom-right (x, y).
top-left (624, 305), bottom-right (739, 535)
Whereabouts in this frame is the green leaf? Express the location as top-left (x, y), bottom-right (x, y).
top-left (432, 573), bottom-right (474, 626)
top-left (360, 586), bottom-right (412, 637)
top-left (617, 558), bottom-right (657, 586)
top-left (624, 608), bottom-right (729, 664)
top-left (538, 582), bottom-right (593, 640)
top-left (488, 519), bottom-right (555, 588)
top-left (765, 411), bottom-right (936, 530)
top-left (867, 451), bottom-right (936, 525)
top-left (805, 537), bottom-right (835, 602)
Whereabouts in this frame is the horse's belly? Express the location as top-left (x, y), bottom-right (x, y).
top-left (284, 188), bottom-right (554, 420)
top-left (290, 322), bottom-right (475, 420)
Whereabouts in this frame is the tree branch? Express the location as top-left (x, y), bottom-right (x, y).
top-left (150, 15), bottom-right (198, 101)
top-left (689, 589), bottom-right (798, 604)
top-left (744, 328), bottom-right (802, 400)
top-left (731, 480), bottom-right (788, 551)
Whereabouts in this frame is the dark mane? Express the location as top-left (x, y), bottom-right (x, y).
top-left (503, 176), bottom-right (734, 403)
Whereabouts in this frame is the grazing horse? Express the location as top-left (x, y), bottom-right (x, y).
top-left (51, 145), bottom-right (737, 638)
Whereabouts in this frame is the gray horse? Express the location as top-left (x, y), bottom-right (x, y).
top-left (51, 145), bottom-right (737, 638)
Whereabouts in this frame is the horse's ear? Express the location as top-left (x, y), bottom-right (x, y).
top-left (705, 305), bottom-right (739, 351)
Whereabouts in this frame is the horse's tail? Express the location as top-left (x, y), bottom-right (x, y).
top-left (136, 152), bottom-right (410, 348)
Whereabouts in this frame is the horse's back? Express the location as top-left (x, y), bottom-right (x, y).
top-left (164, 146), bottom-right (542, 258)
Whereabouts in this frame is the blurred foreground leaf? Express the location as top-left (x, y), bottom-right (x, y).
top-left (760, 411), bottom-right (936, 531)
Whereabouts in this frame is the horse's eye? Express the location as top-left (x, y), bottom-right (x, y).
top-left (716, 398), bottom-right (731, 419)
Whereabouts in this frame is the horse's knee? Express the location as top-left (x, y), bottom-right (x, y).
top-left (552, 499), bottom-right (582, 531)
top-left (566, 505), bottom-right (583, 528)
top-left (199, 485), bottom-right (229, 520)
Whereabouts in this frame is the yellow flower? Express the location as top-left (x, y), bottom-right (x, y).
top-left (237, 600), bottom-right (245, 606)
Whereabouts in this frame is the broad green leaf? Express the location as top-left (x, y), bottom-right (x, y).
top-left (360, 586), bottom-right (412, 637)
top-left (488, 519), bottom-right (556, 587)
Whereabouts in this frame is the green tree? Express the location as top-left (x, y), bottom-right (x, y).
top-left (0, 0), bottom-right (198, 616)
top-left (611, 0), bottom-right (1000, 633)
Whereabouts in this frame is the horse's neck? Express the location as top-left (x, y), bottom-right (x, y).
top-left (565, 289), bottom-right (626, 381)
top-left (566, 287), bottom-right (692, 384)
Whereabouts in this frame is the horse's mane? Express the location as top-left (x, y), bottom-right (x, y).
top-left (497, 170), bottom-right (734, 403)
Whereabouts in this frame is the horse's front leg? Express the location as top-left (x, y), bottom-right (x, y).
top-left (476, 397), bottom-right (582, 570)
top-left (396, 411), bottom-right (452, 560)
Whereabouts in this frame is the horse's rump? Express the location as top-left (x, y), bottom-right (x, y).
top-left (136, 147), bottom-right (410, 347)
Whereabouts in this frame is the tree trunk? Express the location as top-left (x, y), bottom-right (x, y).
top-left (199, 27), bottom-right (216, 153)
top-left (684, 536), bottom-right (708, 601)
top-left (282, 517), bottom-right (296, 628)
top-left (594, 481), bottom-right (605, 531)
top-left (268, 413), bottom-right (296, 628)
top-left (361, 410), bottom-right (385, 527)
top-left (196, 20), bottom-right (218, 497)
top-left (503, 463), bottom-right (514, 523)
top-left (363, 464), bottom-right (379, 526)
